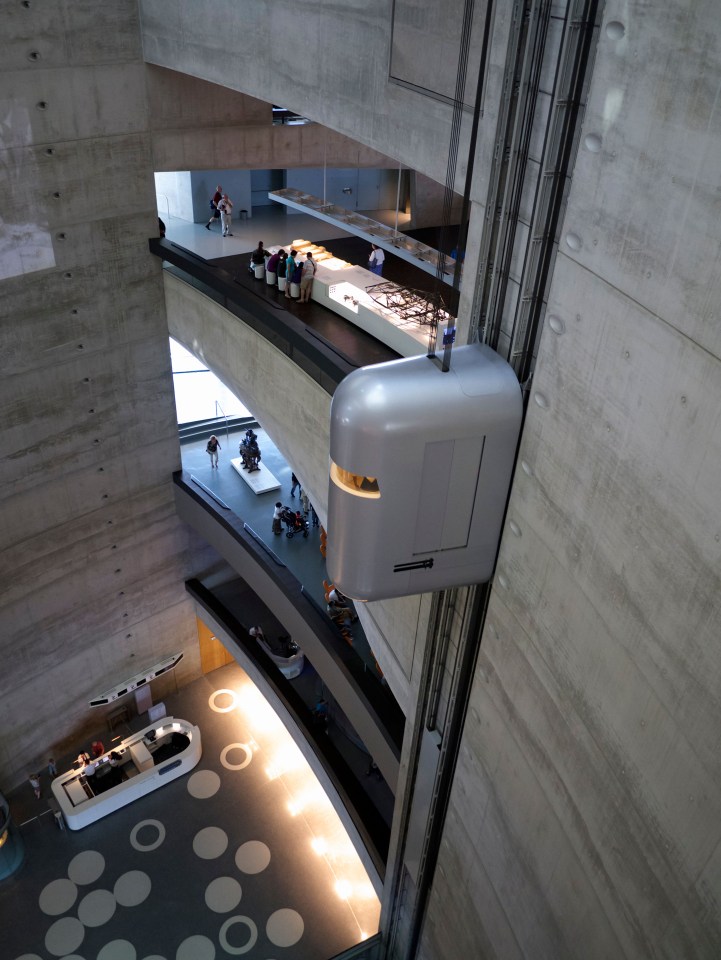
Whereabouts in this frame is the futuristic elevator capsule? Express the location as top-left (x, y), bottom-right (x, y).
top-left (327, 343), bottom-right (522, 601)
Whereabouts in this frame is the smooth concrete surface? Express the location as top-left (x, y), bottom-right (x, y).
top-left (146, 64), bottom-right (397, 173)
top-left (0, 0), bottom-right (212, 790)
top-left (419, 5), bottom-right (721, 960)
top-left (138, 0), bottom-right (511, 201)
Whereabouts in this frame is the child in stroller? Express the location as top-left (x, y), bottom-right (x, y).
top-left (280, 505), bottom-right (309, 538)
top-left (239, 429), bottom-right (262, 471)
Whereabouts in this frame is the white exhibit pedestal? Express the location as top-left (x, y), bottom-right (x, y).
top-left (268, 242), bottom-right (431, 357)
top-left (231, 457), bottom-right (281, 494)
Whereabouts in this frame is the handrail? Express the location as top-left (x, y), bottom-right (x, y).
top-left (214, 400), bottom-right (230, 446)
top-left (173, 470), bottom-right (405, 753)
top-left (149, 238), bottom-right (398, 394)
top-left (243, 522), bottom-right (286, 567)
top-left (190, 475), bottom-right (231, 509)
top-left (151, 238), bottom-right (360, 394)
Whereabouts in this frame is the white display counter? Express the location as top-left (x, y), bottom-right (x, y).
top-left (268, 240), bottom-right (437, 358)
top-left (51, 717), bottom-right (201, 830)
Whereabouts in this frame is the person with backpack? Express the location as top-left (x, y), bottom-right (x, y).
top-left (206, 434), bottom-right (221, 468)
top-left (205, 185), bottom-right (222, 230)
top-left (299, 252), bottom-right (316, 302)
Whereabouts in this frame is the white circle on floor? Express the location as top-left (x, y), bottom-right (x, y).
top-left (175, 934), bottom-right (215, 960)
top-left (97, 941), bottom-right (136, 960)
top-left (218, 916), bottom-right (257, 955)
top-left (58, 955), bottom-right (86, 959)
top-left (209, 689), bottom-right (237, 713)
top-left (68, 850), bottom-right (105, 885)
top-left (78, 888), bottom-right (116, 927)
top-left (266, 908), bottom-right (304, 947)
top-left (193, 826), bottom-right (228, 859)
top-left (39, 877), bottom-right (78, 915)
top-left (114, 870), bottom-right (152, 907)
top-left (235, 840), bottom-right (271, 874)
top-left (220, 743), bottom-right (252, 771)
top-left (45, 916), bottom-right (85, 956)
top-left (140, 956), bottom-right (166, 960)
top-left (130, 819), bottom-right (166, 852)
top-left (13, 955), bottom-right (44, 959)
top-left (205, 876), bottom-right (242, 913)
top-left (187, 769), bottom-right (221, 798)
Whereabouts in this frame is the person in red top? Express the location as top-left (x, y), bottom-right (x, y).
top-left (205, 185), bottom-right (222, 230)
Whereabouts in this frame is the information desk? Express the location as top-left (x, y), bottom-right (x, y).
top-left (51, 717), bottom-right (201, 830)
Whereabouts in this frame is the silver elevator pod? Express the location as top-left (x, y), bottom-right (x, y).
top-left (327, 343), bottom-right (522, 601)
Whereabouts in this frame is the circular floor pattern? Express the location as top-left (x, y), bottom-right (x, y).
top-left (45, 916), bottom-right (85, 957)
top-left (218, 916), bottom-right (257, 956)
top-left (68, 850), bottom-right (105, 885)
top-left (193, 826), bottom-right (228, 860)
top-left (78, 888), bottom-right (116, 927)
top-left (97, 941), bottom-right (137, 960)
top-left (187, 769), bottom-right (221, 799)
top-left (39, 877), bottom-right (78, 916)
top-left (266, 908), bottom-right (305, 948)
top-left (114, 870), bottom-right (152, 908)
top-left (140, 956), bottom-right (167, 960)
top-left (205, 876), bottom-right (242, 913)
top-left (209, 688), bottom-right (238, 713)
top-left (220, 743), bottom-right (252, 771)
top-left (175, 934), bottom-right (215, 960)
top-left (130, 819), bottom-right (166, 852)
top-left (13, 955), bottom-right (44, 960)
top-left (235, 840), bottom-right (271, 874)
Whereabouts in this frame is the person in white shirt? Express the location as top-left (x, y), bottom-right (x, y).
top-left (217, 194), bottom-right (234, 236)
top-left (368, 244), bottom-right (385, 276)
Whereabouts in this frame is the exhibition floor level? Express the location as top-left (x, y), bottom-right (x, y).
top-left (1, 663), bottom-right (379, 960)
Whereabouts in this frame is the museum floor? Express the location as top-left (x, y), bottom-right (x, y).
top-left (1, 662), bottom-right (380, 960)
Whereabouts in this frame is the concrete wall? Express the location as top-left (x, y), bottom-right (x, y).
top-left (154, 170), bottom-right (192, 221)
top-left (146, 64), bottom-right (398, 174)
top-left (286, 167), bottom-right (401, 212)
top-left (420, 3), bottom-right (721, 958)
top-left (0, 2), bottom-right (210, 788)
top-left (138, 1), bottom-right (512, 201)
top-left (190, 169), bottom-right (252, 222)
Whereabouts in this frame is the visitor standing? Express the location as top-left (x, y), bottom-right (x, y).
top-left (217, 194), bottom-right (234, 236)
top-left (205, 185), bottom-right (222, 230)
top-left (206, 435), bottom-right (221, 468)
top-left (368, 244), bottom-right (385, 276)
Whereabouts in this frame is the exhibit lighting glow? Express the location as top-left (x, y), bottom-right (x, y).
top-left (335, 879), bottom-right (353, 900)
top-left (311, 836), bottom-right (328, 855)
top-left (265, 744), bottom-right (304, 781)
top-left (227, 669), bottom-right (380, 937)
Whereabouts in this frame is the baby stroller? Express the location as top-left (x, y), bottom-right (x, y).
top-left (280, 506), bottom-right (309, 538)
top-left (239, 429), bottom-right (262, 472)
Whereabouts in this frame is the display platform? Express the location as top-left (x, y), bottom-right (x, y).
top-left (51, 717), bottom-right (201, 830)
top-left (267, 239), bottom-right (437, 358)
top-left (230, 457), bottom-right (281, 494)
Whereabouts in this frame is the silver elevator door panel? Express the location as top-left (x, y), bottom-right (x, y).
top-left (413, 436), bottom-right (485, 555)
